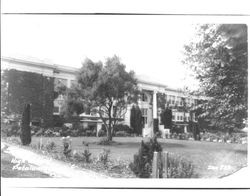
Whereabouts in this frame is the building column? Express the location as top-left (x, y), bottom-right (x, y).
top-left (184, 125), bottom-right (187, 133)
top-left (153, 91), bottom-right (158, 135)
top-left (96, 122), bottom-right (102, 137)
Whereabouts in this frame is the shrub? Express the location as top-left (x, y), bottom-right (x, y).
top-left (20, 104), bottom-right (31, 145)
top-left (98, 129), bottom-right (106, 137)
top-left (45, 141), bottom-right (56, 152)
top-left (98, 137), bottom-right (113, 145)
top-left (115, 131), bottom-right (128, 137)
top-left (82, 149), bottom-right (92, 163)
top-left (35, 128), bottom-right (44, 136)
top-left (129, 137), bottom-right (162, 178)
top-left (73, 149), bottom-right (92, 163)
top-left (166, 154), bottom-right (197, 178)
top-left (98, 149), bottom-right (110, 166)
top-left (71, 129), bottom-right (79, 137)
top-left (61, 136), bottom-right (72, 158)
top-left (86, 130), bottom-right (94, 137)
top-left (113, 124), bottom-right (133, 135)
top-left (1, 123), bottom-right (20, 137)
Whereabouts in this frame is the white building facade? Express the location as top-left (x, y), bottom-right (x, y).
top-left (1, 56), bottom-right (200, 137)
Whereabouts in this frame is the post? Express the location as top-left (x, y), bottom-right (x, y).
top-left (152, 151), bottom-right (159, 178)
top-left (40, 137), bottom-right (43, 150)
top-left (153, 91), bottom-right (158, 134)
top-left (163, 151), bottom-right (169, 178)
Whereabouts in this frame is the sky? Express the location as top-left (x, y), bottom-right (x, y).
top-left (2, 0), bottom-right (249, 91)
top-left (2, 15), bottom-right (202, 90)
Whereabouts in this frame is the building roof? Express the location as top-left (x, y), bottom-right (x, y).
top-left (2, 56), bottom-right (198, 97)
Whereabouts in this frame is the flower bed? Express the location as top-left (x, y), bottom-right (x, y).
top-left (4, 136), bottom-right (135, 178)
top-left (165, 132), bottom-right (247, 144)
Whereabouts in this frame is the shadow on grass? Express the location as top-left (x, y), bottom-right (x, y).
top-left (234, 149), bottom-right (248, 155)
top-left (160, 142), bottom-right (186, 148)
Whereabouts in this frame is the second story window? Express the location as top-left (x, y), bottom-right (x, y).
top-left (142, 92), bottom-right (148, 102)
top-left (141, 108), bottom-right (148, 126)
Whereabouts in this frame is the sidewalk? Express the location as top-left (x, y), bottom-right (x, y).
top-left (221, 166), bottom-right (249, 179)
top-left (1, 142), bottom-right (110, 179)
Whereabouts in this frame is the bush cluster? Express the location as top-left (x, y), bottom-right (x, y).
top-left (166, 154), bottom-right (197, 178)
top-left (113, 124), bottom-right (133, 135)
top-left (129, 137), bottom-right (197, 178)
top-left (129, 137), bottom-right (162, 178)
top-left (165, 131), bottom-right (247, 144)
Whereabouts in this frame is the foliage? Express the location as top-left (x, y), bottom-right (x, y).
top-left (45, 141), bottom-right (56, 152)
top-left (20, 104), bottom-right (31, 145)
top-left (113, 124), bottom-right (133, 134)
top-left (160, 108), bottom-right (173, 129)
top-left (98, 149), bottom-right (111, 166)
top-left (82, 149), bottom-right (92, 163)
top-left (1, 69), bottom-right (54, 127)
top-left (73, 149), bottom-right (92, 163)
top-left (72, 56), bottom-right (139, 141)
top-left (165, 154), bottom-right (197, 178)
top-left (59, 88), bottom-right (85, 120)
top-left (61, 136), bottom-right (72, 158)
top-left (153, 119), bottom-right (159, 133)
top-left (129, 137), bottom-right (162, 178)
top-left (98, 137), bottom-right (114, 145)
top-left (188, 121), bottom-right (201, 140)
top-left (157, 93), bottom-right (167, 110)
top-left (115, 131), bottom-right (129, 137)
top-left (130, 105), bottom-right (143, 135)
top-left (183, 24), bottom-right (248, 132)
top-left (1, 123), bottom-right (21, 137)
top-left (97, 129), bottom-right (106, 137)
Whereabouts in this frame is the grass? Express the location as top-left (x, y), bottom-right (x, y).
top-left (1, 152), bottom-right (51, 178)
top-left (6, 136), bottom-right (248, 178)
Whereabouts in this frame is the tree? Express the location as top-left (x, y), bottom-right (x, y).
top-left (20, 104), bottom-right (31, 145)
top-left (76, 56), bottom-right (138, 141)
top-left (161, 108), bottom-right (172, 130)
top-left (130, 105), bottom-right (143, 135)
top-left (60, 88), bottom-right (84, 119)
top-left (183, 24), bottom-right (248, 132)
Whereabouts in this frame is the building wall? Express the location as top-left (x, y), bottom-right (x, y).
top-left (1, 56), bottom-right (199, 130)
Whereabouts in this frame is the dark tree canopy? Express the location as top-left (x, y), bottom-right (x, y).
top-left (183, 24), bottom-right (248, 132)
top-left (130, 105), bottom-right (143, 135)
top-left (20, 104), bottom-right (31, 145)
top-left (1, 69), bottom-right (54, 127)
top-left (160, 108), bottom-right (172, 129)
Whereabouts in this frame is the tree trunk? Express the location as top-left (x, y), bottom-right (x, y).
top-left (107, 126), bottom-right (112, 141)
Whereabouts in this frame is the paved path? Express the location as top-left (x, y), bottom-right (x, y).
top-left (1, 142), bottom-right (110, 179)
top-left (220, 165), bottom-right (249, 179)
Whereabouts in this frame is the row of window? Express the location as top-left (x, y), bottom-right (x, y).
top-left (140, 92), bottom-right (197, 107)
top-left (172, 114), bottom-right (190, 122)
top-left (167, 95), bottom-right (196, 106)
top-left (54, 78), bottom-right (77, 88)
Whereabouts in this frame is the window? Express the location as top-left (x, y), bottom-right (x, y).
top-left (180, 116), bottom-right (183, 121)
top-left (141, 108), bottom-right (148, 126)
top-left (172, 115), bottom-right (175, 120)
top-left (168, 95), bottom-right (175, 105)
top-left (55, 78), bottom-right (67, 86)
top-left (142, 92), bottom-right (148, 102)
top-left (70, 80), bottom-right (77, 88)
top-left (53, 106), bottom-right (59, 114)
top-left (180, 99), bottom-right (183, 106)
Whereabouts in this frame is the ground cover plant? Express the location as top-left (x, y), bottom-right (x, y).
top-left (3, 136), bottom-right (247, 178)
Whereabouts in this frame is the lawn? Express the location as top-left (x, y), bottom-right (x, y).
top-left (29, 136), bottom-right (247, 178)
